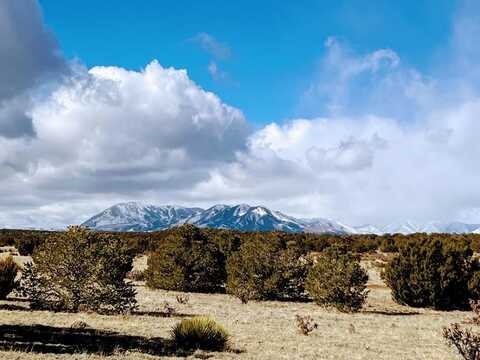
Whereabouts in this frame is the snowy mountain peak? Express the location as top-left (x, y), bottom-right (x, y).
top-left (82, 202), bottom-right (480, 234)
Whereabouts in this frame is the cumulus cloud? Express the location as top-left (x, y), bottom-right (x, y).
top-left (191, 14), bottom-right (480, 225)
top-left (0, 0), bottom-right (65, 138)
top-left (0, 60), bottom-right (249, 227)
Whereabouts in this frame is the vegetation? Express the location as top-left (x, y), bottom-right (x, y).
top-left (305, 244), bottom-right (369, 312)
top-left (145, 225), bottom-right (226, 293)
top-left (295, 314), bottom-right (318, 335)
top-left (443, 301), bottom-right (480, 360)
top-left (225, 234), bottom-right (309, 303)
top-left (171, 316), bottom-right (230, 351)
top-left (126, 270), bottom-right (145, 282)
top-left (383, 237), bottom-right (477, 310)
top-left (0, 256), bottom-right (19, 299)
top-left (20, 226), bottom-right (137, 314)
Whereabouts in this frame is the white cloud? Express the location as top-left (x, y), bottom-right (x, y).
top-left (190, 32), bottom-right (231, 60)
top-left (0, 61), bottom-right (250, 227)
top-left (3, 0), bottom-right (480, 228)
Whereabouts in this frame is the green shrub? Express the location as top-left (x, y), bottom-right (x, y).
top-left (378, 235), bottom-right (398, 253)
top-left (20, 226), bottom-right (137, 314)
top-left (226, 235), bottom-right (309, 303)
top-left (383, 238), bottom-right (475, 310)
top-left (305, 244), bottom-right (369, 312)
top-left (171, 316), bottom-right (230, 351)
top-left (0, 256), bottom-right (19, 299)
top-left (145, 225), bottom-right (226, 293)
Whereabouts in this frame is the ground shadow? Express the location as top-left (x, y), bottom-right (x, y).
top-left (362, 309), bottom-right (421, 316)
top-left (0, 302), bottom-right (196, 318)
top-left (0, 323), bottom-right (183, 356)
top-left (0, 303), bottom-right (30, 312)
top-left (133, 310), bottom-right (194, 318)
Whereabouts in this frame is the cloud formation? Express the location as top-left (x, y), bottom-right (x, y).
top-left (2, 0), bottom-right (480, 228)
top-left (190, 32), bottom-right (231, 60)
top-left (0, 0), bottom-right (65, 138)
top-left (0, 60), bottom-right (249, 227)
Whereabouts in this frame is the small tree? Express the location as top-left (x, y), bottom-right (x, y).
top-left (0, 256), bottom-right (19, 299)
top-left (20, 226), bottom-right (137, 314)
top-left (145, 225), bottom-right (226, 293)
top-left (226, 235), bottom-right (309, 303)
top-left (383, 238), bottom-right (475, 310)
top-left (305, 244), bottom-right (369, 312)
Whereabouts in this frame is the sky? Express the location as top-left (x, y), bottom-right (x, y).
top-left (1, 0), bottom-right (480, 228)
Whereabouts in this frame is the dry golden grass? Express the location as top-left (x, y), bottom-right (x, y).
top-left (0, 254), bottom-right (470, 359)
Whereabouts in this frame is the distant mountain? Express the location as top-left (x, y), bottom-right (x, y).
top-left (82, 202), bottom-right (203, 232)
top-left (82, 202), bottom-right (480, 234)
top-left (353, 221), bottom-right (480, 235)
top-left (82, 202), bottom-right (348, 233)
top-left (185, 204), bottom-right (305, 232)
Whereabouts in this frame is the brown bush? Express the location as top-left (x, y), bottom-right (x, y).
top-left (295, 315), bottom-right (318, 336)
top-left (0, 256), bottom-right (19, 299)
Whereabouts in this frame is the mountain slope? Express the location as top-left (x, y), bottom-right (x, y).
top-left (186, 204), bottom-right (305, 232)
top-left (82, 202), bottom-right (203, 232)
top-left (82, 202), bottom-right (347, 233)
top-left (82, 202), bottom-right (480, 234)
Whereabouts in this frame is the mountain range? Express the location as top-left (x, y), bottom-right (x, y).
top-left (82, 202), bottom-right (480, 235)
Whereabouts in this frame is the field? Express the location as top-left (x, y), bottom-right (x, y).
top-left (0, 251), bottom-right (469, 360)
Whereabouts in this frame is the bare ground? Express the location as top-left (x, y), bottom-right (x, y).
top-left (0, 253), bottom-right (470, 360)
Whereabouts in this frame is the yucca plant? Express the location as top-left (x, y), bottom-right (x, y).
top-left (0, 256), bottom-right (19, 299)
top-left (171, 316), bottom-right (230, 351)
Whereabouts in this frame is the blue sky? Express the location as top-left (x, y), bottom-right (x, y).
top-left (3, 0), bottom-right (480, 229)
top-left (40, 0), bottom-right (455, 125)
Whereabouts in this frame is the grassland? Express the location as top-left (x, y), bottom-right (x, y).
top-left (0, 251), bottom-right (470, 359)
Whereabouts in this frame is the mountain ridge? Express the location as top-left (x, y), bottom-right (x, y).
top-left (82, 202), bottom-right (480, 234)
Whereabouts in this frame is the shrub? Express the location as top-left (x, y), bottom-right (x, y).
top-left (15, 234), bottom-right (44, 256)
top-left (20, 226), bottom-right (137, 314)
top-left (171, 317), bottom-right (230, 351)
top-left (226, 235), bottom-right (309, 303)
top-left (295, 315), bottom-right (318, 335)
top-left (0, 256), bottom-right (19, 300)
top-left (176, 294), bottom-right (190, 304)
top-left (163, 301), bottom-right (177, 317)
top-left (383, 238), bottom-right (475, 310)
top-left (126, 270), bottom-right (145, 282)
top-left (305, 244), bottom-right (369, 312)
top-left (378, 235), bottom-right (398, 253)
top-left (145, 225), bottom-right (226, 293)
top-left (443, 324), bottom-right (480, 360)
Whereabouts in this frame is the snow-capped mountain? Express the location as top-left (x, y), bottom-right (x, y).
top-left (82, 202), bottom-right (480, 234)
top-left (353, 221), bottom-right (480, 235)
top-left (82, 202), bottom-right (203, 232)
top-left (186, 204), bottom-right (305, 232)
top-left (82, 202), bottom-right (347, 233)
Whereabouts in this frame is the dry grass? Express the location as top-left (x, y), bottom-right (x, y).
top-left (0, 254), bottom-right (470, 359)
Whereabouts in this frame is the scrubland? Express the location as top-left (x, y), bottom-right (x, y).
top-left (0, 251), bottom-right (468, 359)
